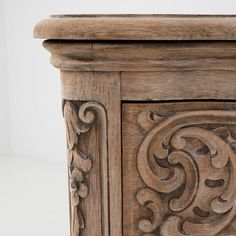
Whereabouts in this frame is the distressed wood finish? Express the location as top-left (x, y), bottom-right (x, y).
top-left (43, 41), bottom-right (236, 72)
top-left (34, 15), bottom-right (236, 40)
top-left (61, 71), bottom-right (122, 236)
top-left (34, 15), bottom-right (236, 236)
top-left (121, 71), bottom-right (236, 101)
top-left (123, 103), bottom-right (236, 236)
top-left (64, 101), bottom-right (109, 236)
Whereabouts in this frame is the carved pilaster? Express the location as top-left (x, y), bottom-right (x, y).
top-left (63, 101), bottom-right (109, 236)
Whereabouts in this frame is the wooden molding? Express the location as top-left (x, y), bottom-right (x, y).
top-left (64, 100), bottom-right (109, 236)
top-left (43, 41), bottom-right (236, 72)
top-left (34, 15), bottom-right (236, 41)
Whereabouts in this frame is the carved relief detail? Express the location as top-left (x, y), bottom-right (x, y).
top-left (64, 101), bottom-right (108, 236)
top-left (136, 110), bottom-right (236, 236)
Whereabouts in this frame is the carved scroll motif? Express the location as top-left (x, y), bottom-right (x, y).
top-left (136, 110), bottom-right (236, 236)
top-left (64, 101), bottom-right (108, 236)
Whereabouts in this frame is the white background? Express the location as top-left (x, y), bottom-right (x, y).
top-left (1, 0), bottom-right (236, 235)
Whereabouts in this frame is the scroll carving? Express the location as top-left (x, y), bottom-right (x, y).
top-left (136, 110), bottom-right (236, 236)
top-left (64, 101), bottom-right (109, 236)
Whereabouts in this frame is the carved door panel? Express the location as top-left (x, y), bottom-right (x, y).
top-left (122, 102), bottom-right (236, 236)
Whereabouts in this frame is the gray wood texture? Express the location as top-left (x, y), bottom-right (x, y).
top-left (121, 71), bottom-right (236, 101)
top-left (61, 71), bottom-right (122, 236)
top-left (34, 15), bottom-right (236, 40)
top-left (34, 14), bottom-right (236, 236)
top-left (43, 41), bottom-right (236, 72)
top-left (123, 102), bottom-right (236, 236)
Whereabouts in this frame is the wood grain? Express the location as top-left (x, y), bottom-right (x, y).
top-left (34, 15), bottom-right (236, 40)
top-left (122, 102), bottom-right (236, 236)
top-left (61, 71), bottom-right (122, 236)
top-left (43, 41), bottom-right (236, 72)
top-left (64, 101), bottom-right (109, 236)
top-left (121, 71), bottom-right (236, 101)
top-left (34, 14), bottom-right (236, 236)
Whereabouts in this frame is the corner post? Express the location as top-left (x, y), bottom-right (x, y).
top-left (61, 71), bottom-right (122, 236)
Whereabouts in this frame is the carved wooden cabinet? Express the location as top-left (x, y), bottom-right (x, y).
top-left (34, 15), bottom-right (236, 236)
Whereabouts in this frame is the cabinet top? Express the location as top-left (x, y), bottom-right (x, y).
top-left (34, 14), bottom-right (236, 41)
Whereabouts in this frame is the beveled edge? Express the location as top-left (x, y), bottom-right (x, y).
top-left (34, 14), bottom-right (236, 41)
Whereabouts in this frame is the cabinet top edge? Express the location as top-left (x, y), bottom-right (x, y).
top-left (34, 14), bottom-right (236, 41)
top-left (50, 14), bottom-right (236, 18)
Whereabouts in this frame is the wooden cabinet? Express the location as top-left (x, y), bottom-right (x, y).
top-left (34, 15), bottom-right (236, 236)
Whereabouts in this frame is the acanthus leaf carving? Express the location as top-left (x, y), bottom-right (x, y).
top-left (64, 100), bottom-right (108, 236)
top-left (136, 110), bottom-right (236, 236)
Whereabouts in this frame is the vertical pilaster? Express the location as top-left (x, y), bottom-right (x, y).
top-left (61, 71), bottom-right (122, 236)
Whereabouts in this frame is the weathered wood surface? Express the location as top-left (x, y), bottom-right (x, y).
top-left (64, 100), bottom-right (108, 236)
top-left (34, 15), bottom-right (236, 40)
top-left (34, 14), bottom-right (236, 236)
top-left (43, 41), bottom-right (236, 71)
top-left (121, 71), bottom-right (236, 101)
top-left (61, 71), bottom-right (122, 236)
top-left (123, 102), bottom-right (236, 236)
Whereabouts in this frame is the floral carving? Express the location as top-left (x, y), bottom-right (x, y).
top-left (136, 110), bottom-right (236, 236)
top-left (64, 101), bottom-right (108, 236)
